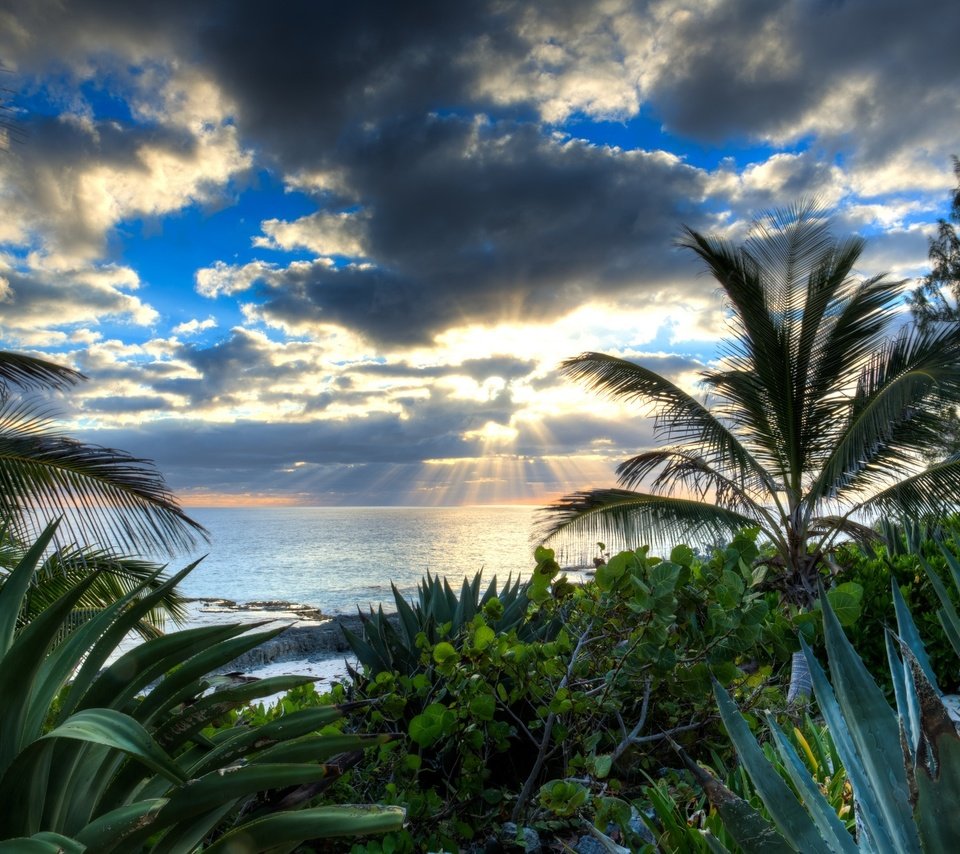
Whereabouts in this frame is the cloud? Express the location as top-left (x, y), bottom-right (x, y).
top-left (202, 117), bottom-right (709, 346)
top-left (0, 110), bottom-right (251, 266)
top-left (172, 316), bottom-right (218, 336)
top-left (0, 260), bottom-right (158, 342)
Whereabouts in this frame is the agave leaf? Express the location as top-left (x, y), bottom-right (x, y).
top-left (184, 705), bottom-right (346, 778)
top-left (801, 635), bottom-right (919, 852)
top-left (894, 641), bottom-right (960, 849)
top-left (72, 798), bottom-right (168, 852)
top-left (890, 581), bottom-right (939, 692)
top-left (43, 708), bottom-right (185, 785)
top-left (342, 623), bottom-right (392, 673)
top-left (133, 623), bottom-right (286, 725)
top-left (764, 714), bottom-right (857, 853)
top-left (154, 675), bottom-right (315, 753)
top-left (712, 681), bottom-right (827, 850)
top-left (110, 763), bottom-right (350, 852)
top-left (60, 561), bottom-right (201, 718)
top-left (251, 732), bottom-right (392, 765)
top-left (703, 832), bottom-right (734, 853)
top-left (919, 554), bottom-right (960, 658)
top-left (818, 585), bottom-right (916, 841)
top-left (677, 744), bottom-right (793, 854)
top-left (0, 519), bottom-right (59, 654)
top-left (202, 805), bottom-right (406, 852)
top-left (885, 630), bottom-right (920, 760)
top-left (391, 583), bottom-right (419, 647)
top-left (0, 835), bottom-right (84, 853)
top-left (147, 802), bottom-right (236, 854)
top-left (913, 725), bottom-right (960, 850)
top-left (0, 568), bottom-right (99, 778)
top-left (26, 568), bottom-right (168, 739)
top-left (80, 623), bottom-right (274, 714)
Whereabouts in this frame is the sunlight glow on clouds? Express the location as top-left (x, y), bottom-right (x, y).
top-left (1, 0), bottom-right (958, 505)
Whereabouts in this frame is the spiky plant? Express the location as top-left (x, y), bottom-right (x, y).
top-left (343, 570), bottom-right (545, 677)
top-left (0, 519), bottom-right (405, 851)
top-left (689, 541), bottom-right (960, 852)
top-left (542, 203), bottom-right (960, 606)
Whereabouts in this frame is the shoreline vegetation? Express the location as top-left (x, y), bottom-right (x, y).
top-left (7, 196), bottom-right (960, 850)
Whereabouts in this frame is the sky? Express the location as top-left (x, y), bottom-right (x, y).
top-left (0, 0), bottom-right (958, 508)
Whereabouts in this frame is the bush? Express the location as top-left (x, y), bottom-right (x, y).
top-left (336, 535), bottom-right (793, 850)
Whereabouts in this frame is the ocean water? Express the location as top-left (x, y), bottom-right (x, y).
top-left (170, 506), bottom-right (543, 615)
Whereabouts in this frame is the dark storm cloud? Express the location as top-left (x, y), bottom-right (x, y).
top-left (243, 117), bottom-right (707, 345)
top-left (651, 0), bottom-right (960, 154)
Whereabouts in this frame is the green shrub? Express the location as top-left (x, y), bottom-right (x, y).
top-left (0, 520), bottom-right (404, 851)
top-left (338, 536), bottom-right (792, 850)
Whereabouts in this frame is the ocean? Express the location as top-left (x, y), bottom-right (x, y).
top-left (171, 505), bottom-right (545, 615)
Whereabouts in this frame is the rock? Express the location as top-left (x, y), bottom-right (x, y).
top-left (573, 837), bottom-right (607, 854)
top-left (211, 613), bottom-right (398, 673)
top-left (500, 822), bottom-right (542, 852)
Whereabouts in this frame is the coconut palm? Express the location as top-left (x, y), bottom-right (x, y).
top-left (541, 202), bottom-right (960, 605)
top-left (0, 350), bottom-right (205, 556)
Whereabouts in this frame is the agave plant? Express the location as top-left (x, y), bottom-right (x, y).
top-left (0, 520), bottom-right (404, 851)
top-left (691, 545), bottom-right (960, 852)
top-left (343, 570), bottom-right (548, 677)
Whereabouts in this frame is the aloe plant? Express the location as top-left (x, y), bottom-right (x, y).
top-left (693, 557), bottom-right (960, 852)
top-left (344, 569), bottom-right (554, 676)
top-left (0, 519), bottom-right (404, 851)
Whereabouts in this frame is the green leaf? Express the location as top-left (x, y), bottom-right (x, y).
top-left (42, 708), bottom-right (185, 785)
top-left (825, 582), bottom-right (863, 626)
top-left (712, 681), bottom-right (827, 850)
top-left (202, 805), bottom-right (406, 852)
top-left (468, 693), bottom-right (496, 721)
top-left (432, 641), bottom-right (459, 666)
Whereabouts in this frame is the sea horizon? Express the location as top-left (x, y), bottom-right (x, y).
top-left (167, 504), bottom-right (568, 616)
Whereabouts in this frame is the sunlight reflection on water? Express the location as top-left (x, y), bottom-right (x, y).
top-left (169, 506), bottom-right (543, 614)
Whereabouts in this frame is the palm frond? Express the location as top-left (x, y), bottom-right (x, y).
top-left (616, 448), bottom-right (781, 528)
top-left (810, 323), bottom-right (960, 505)
top-left (854, 455), bottom-right (960, 520)
top-left (538, 488), bottom-right (761, 562)
top-left (0, 352), bottom-right (83, 399)
top-left (0, 400), bottom-right (206, 555)
top-left (560, 352), bottom-right (776, 490)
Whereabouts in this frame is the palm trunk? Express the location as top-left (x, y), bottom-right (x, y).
top-left (786, 649), bottom-right (812, 705)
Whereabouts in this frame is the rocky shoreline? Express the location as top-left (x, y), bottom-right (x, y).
top-left (182, 597), bottom-right (396, 674)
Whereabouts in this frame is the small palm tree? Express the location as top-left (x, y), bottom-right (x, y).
top-left (542, 202), bottom-right (960, 605)
top-left (0, 351), bottom-right (205, 556)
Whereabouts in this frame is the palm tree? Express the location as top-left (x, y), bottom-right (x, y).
top-left (541, 202), bottom-right (960, 606)
top-left (0, 351), bottom-right (205, 556)
top-left (0, 350), bottom-right (206, 633)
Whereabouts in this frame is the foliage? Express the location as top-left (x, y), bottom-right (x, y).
top-left (908, 155), bottom-right (960, 331)
top-left (337, 538), bottom-right (792, 851)
top-left (695, 545), bottom-right (960, 852)
top-left (830, 539), bottom-right (960, 696)
top-left (343, 570), bottom-right (550, 678)
top-left (542, 202), bottom-right (960, 605)
top-left (0, 530), bottom-right (187, 641)
top-left (639, 719), bottom-right (851, 853)
top-left (0, 350), bottom-right (205, 555)
top-left (0, 519), bottom-right (403, 851)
